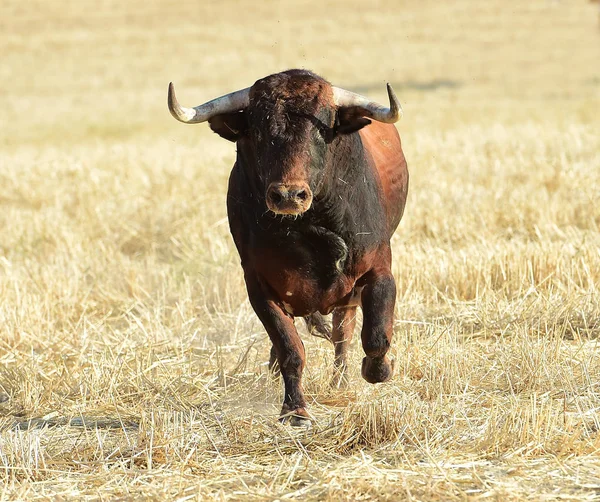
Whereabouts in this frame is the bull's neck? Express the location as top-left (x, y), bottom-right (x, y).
top-left (326, 131), bottom-right (368, 185)
top-left (314, 129), bottom-right (385, 249)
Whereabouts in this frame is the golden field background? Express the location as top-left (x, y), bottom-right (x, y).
top-left (1, 0), bottom-right (600, 499)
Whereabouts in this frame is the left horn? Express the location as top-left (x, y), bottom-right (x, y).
top-left (168, 82), bottom-right (251, 124)
top-left (332, 84), bottom-right (402, 123)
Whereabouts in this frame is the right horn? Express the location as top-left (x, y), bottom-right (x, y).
top-left (168, 82), bottom-right (251, 124)
top-left (332, 84), bottom-right (402, 123)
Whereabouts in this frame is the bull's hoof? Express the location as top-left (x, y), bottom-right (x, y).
top-left (361, 356), bottom-right (394, 384)
top-left (288, 415), bottom-right (312, 428)
top-left (279, 407), bottom-right (312, 428)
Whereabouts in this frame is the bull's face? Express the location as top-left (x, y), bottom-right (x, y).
top-left (244, 74), bottom-right (337, 216)
top-left (168, 70), bottom-right (402, 216)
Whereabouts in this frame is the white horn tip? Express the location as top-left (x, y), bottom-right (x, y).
top-left (167, 82), bottom-right (176, 107)
top-left (386, 83), bottom-right (403, 122)
top-left (168, 82), bottom-right (196, 123)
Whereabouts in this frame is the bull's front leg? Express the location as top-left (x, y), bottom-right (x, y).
top-left (360, 268), bottom-right (396, 384)
top-left (244, 272), bottom-right (310, 426)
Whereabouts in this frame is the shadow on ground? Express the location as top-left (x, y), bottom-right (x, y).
top-left (351, 79), bottom-right (462, 94)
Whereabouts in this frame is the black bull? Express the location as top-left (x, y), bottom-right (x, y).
top-left (168, 70), bottom-right (409, 426)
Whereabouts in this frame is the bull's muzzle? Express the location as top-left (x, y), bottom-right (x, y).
top-left (266, 182), bottom-right (313, 216)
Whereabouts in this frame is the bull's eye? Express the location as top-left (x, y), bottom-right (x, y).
top-left (314, 122), bottom-right (335, 144)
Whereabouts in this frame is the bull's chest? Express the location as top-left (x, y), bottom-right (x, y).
top-left (249, 229), bottom-right (355, 316)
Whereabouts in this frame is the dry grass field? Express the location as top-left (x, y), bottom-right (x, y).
top-left (1, 0), bottom-right (600, 499)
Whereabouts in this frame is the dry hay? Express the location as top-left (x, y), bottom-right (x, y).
top-left (1, 0), bottom-right (600, 500)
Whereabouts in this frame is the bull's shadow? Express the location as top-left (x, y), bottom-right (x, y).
top-left (350, 79), bottom-right (462, 94)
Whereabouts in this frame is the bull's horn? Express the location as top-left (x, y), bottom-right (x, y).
top-left (332, 84), bottom-right (402, 123)
top-left (168, 82), bottom-right (251, 124)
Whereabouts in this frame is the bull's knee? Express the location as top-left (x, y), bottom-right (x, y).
top-left (361, 355), bottom-right (394, 384)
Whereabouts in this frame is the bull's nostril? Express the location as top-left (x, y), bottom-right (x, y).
top-left (296, 190), bottom-right (307, 201)
top-left (270, 191), bottom-right (283, 204)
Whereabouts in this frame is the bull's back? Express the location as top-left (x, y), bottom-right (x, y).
top-left (359, 122), bottom-right (409, 236)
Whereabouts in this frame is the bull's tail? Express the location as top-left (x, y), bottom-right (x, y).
top-left (304, 313), bottom-right (332, 343)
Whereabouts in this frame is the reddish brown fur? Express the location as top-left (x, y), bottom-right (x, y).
top-left (359, 122), bottom-right (410, 235)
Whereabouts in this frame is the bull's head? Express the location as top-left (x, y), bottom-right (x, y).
top-left (168, 70), bottom-right (401, 216)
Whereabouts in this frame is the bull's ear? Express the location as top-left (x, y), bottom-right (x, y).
top-left (336, 107), bottom-right (372, 135)
top-left (208, 111), bottom-right (247, 142)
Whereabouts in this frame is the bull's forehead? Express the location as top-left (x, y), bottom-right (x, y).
top-left (249, 71), bottom-right (334, 116)
top-left (247, 72), bottom-right (335, 142)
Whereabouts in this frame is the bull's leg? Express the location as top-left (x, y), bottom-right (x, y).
top-left (245, 273), bottom-right (310, 426)
top-left (360, 271), bottom-right (396, 384)
top-left (330, 306), bottom-right (357, 388)
top-left (270, 312), bottom-right (330, 377)
top-left (269, 312), bottom-right (332, 376)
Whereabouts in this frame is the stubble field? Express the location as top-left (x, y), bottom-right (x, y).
top-left (1, 0), bottom-right (600, 499)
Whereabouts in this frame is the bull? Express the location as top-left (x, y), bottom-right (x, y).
top-left (168, 70), bottom-right (409, 426)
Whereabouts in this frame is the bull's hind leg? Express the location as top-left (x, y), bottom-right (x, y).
top-left (360, 267), bottom-right (396, 384)
top-left (245, 273), bottom-right (310, 426)
top-left (330, 307), bottom-right (357, 388)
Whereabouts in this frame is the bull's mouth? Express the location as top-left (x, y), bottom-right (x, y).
top-left (267, 204), bottom-right (310, 217)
